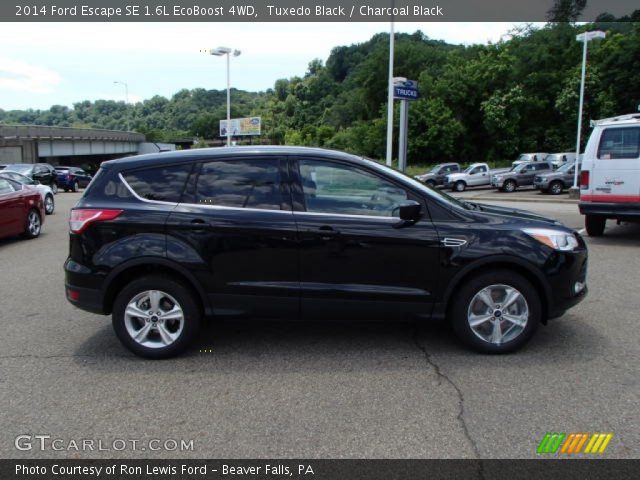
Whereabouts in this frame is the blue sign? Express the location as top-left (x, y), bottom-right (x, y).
top-left (393, 79), bottom-right (419, 100)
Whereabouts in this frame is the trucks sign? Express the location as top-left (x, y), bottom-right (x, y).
top-left (393, 79), bottom-right (420, 100)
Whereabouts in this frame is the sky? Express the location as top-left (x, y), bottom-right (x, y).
top-left (0, 22), bottom-right (541, 111)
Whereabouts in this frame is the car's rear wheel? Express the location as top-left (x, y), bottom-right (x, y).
top-left (454, 181), bottom-right (466, 192)
top-left (23, 209), bottom-right (42, 239)
top-left (502, 180), bottom-right (517, 192)
top-left (549, 181), bottom-right (563, 195)
top-left (451, 270), bottom-right (540, 353)
top-left (71, 180), bottom-right (79, 192)
top-left (51, 182), bottom-right (58, 194)
top-left (44, 194), bottom-right (55, 215)
top-left (112, 276), bottom-right (201, 359)
top-left (585, 215), bottom-right (606, 237)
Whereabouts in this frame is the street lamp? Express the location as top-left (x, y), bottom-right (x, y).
top-left (570, 30), bottom-right (606, 197)
top-left (113, 80), bottom-right (130, 131)
top-left (204, 46), bottom-right (241, 147)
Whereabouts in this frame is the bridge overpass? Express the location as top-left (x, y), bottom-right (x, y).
top-left (0, 125), bottom-right (146, 165)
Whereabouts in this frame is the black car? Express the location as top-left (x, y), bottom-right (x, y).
top-left (3, 163), bottom-right (58, 194)
top-left (65, 147), bottom-right (588, 358)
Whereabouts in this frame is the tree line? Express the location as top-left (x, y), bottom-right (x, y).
top-left (1, 14), bottom-right (638, 165)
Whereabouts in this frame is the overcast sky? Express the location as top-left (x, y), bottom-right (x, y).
top-left (0, 22), bottom-right (542, 110)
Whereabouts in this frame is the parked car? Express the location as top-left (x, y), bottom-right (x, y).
top-left (533, 162), bottom-right (580, 195)
top-left (579, 113), bottom-right (640, 236)
top-left (64, 146), bottom-right (588, 358)
top-left (0, 177), bottom-right (45, 240)
top-left (3, 163), bottom-right (58, 194)
top-left (0, 171), bottom-right (55, 214)
top-left (415, 163), bottom-right (461, 187)
top-left (492, 161), bottom-right (553, 192)
top-left (545, 152), bottom-right (577, 168)
top-left (444, 163), bottom-right (509, 192)
top-left (512, 152), bottom-right (549, 167)
top-left (55, 166), bottom-right (92, 192)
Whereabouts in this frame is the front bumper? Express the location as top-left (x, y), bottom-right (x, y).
top-left (491, 178), bottom-right (505, 188)
top-left (544, 246), bottom-right (588, 320)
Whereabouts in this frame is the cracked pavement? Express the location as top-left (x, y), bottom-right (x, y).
top-left (1, 193), bottom-right (638, 459)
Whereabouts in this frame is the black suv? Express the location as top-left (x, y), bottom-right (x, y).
top-left (4, 163), bottom-right (58, 194)
top-left (65, 147), bottom-right (588, 358)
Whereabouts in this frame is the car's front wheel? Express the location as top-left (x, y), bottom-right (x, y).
top-left (71, 180), bottom-right (79, 192)
top-left (502, 180), bottom-right (517, 192)
top-left (549, 181), bottom-right (563, 195)
top-left (453, 181), bottom-right (466, 192)
top-left (112, 276), bottom-right (201, 359)
top-left (451, 270), bottom-right (540, 353)
top-left (51, 182), bottom-right (58, 194)
top-left (44, 194), bottom-right (55, 215)
top-left (426, 180), bottom-right (436, 188)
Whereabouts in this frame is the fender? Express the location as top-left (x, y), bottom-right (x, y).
top-left (102, 256), bottom-right (212, 316)
top-left (437, 254), bottom-right (552, 319)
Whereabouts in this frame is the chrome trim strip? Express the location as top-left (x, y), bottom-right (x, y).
top-left (292, 211), bottom-right (400, 221)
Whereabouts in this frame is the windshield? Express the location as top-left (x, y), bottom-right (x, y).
top-left (5, 164), bottom-right (31, 173)
top-left (430, 164), bottom-right (443, 173)
top-left (545, 154), bottom-right (558, 161)
top-left (556, 162), bottom-right (576, 173)
top-left (517, 154), bottom-right (528, 161)
top-left (463, 165), bottom-right (476, 174)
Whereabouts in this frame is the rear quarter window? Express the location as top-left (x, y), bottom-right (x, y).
top-left (123, 164), bottom-right (192, 202)
top-left (597, 127), bottom-right (640, 159)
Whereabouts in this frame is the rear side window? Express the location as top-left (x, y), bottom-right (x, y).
top-left (598, 127), bottom-right (640, 159)
top-left (123, 164), bottom-right (191, 202)
top-left (194, 158), bottom-right (282, 210)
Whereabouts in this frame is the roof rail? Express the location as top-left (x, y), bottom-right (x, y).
top-left (591, 113), bottom-right (640, 126)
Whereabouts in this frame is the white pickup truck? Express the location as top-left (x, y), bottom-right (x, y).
top-left (444, 163), bottom-right (510, 192)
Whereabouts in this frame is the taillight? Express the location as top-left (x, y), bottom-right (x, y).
top-left (69, 209), bottom-right (123, 234)
top-left (580, 171), bottom-right (589, 189)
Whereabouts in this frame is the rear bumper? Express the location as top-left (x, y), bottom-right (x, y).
top-left (579, 201), bottom-right (640, 220)
top-left (64, 258), bottom-right (108, 315)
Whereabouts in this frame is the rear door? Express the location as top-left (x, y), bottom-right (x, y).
top-left (166, 156), bottom-right (299, 318)
top-left (591, 126), bottom-right (640, 202)
top-left (290, 156), bottom-right (440, 320)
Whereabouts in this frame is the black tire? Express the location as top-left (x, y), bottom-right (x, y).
top-left (502, 180), bottom-right (517, 193)
top-left (64, 188), bottom-right (69, 193)
top-left (112, 275), bottom-right (202, 359)
top-left (23, 209), bottom-right (42, 239)
top-left (454, 181), bottom-right (466, 192)
top-left (44, 194), bottom-right (55, 215)
top-left (549, 181), bottom-right (563, 195)
top-left (451, 270), bottom-right (540, 354)
top-left (426, 180), bottom-right (437, 188)
top-left (50, 182), bottom-right (58, 194)
top-left (585, 215), bottom-right (606, 237)
top-left (71, 181), bottom-right (79, 193)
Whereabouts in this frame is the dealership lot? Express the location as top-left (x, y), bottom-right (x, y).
top-left (1, 192), bottom-right (638, 459)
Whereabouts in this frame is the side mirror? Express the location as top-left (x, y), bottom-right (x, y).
top-left (394, 200), bottom-right (422, 227)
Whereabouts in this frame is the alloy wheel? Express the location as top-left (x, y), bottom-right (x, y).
top-left (467, 284), bottom-right (529, 345)
top-left (124, 290), bottom-right (184, 349)
top-left (27, 211), bottom-right (41, 236)
top-left (45, 195), bottom-right (54, 214)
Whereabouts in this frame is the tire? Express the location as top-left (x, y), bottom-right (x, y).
top-left (23, 209), bottom-right (42, 239)
top-left (549, 181), bottom-right (563, 195)
top-left (64, 188), bottom-right (69, 193)
top-left (44, 194), bottom-right (55, 215)
top-left (502, 180), bottom-right (517, 193)
top-left (585, 215), bottom-right (606, 237)
top-left (112, 275), bottom-right (201, 359)
top-left (71, 181), bottom-right (79, 193)
top-left (51, 182), bottom-right (58, 194)
top-left (454, 181), bottom-right (466, 192)
top-left (451, 270), bottom-right (540, 354)
top-left (426, 180), bottom-right (437, 188)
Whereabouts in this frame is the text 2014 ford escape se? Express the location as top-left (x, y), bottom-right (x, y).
top-left (64, 147), bottom-right (588, 358)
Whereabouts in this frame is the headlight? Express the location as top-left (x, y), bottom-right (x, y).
top-left (523, 228), bottom-right (579, 251)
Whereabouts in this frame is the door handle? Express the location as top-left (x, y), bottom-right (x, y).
top-left (311, 225), bottom-right (339, 241)
top-left (183, 219), bottom-right (208, 231)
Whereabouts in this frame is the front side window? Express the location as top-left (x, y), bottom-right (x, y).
top-left (195, 158), bottom-right (282, 210)
top-left (298, 160), bottom-right (408, 217)
top-left (598, 127), bottom-right (640, 160)
top-left (123, 164), bottom-right (191, 202)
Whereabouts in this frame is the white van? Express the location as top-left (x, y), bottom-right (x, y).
top-left (546, 152), bottom-right (577, 168)
top-left (579, 113), bottom-right (640, 236)
top-left (512, 152), bottom-right (549, 167)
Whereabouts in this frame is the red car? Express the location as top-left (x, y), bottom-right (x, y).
top-left (0, 177), bottom-right (45, 240)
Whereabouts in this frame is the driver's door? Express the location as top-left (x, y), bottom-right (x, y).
top-left (290, 157), bottom-right (441, 320)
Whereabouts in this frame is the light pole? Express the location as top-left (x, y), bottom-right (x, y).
top-left (205, 46), bottom-right (241, 147)
top-left (385, 7), bottom-right (395, 167)
top-left (570, 30), bottom-right (605, 197)
top-left (113, 81), bottom-right (130, 131)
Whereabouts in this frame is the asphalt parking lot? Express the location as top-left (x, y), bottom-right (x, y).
top-left (1, 191), bottom-right (638, 459)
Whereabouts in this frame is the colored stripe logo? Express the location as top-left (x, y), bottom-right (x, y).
top-left (537, 433), bottom-right (613, 454)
